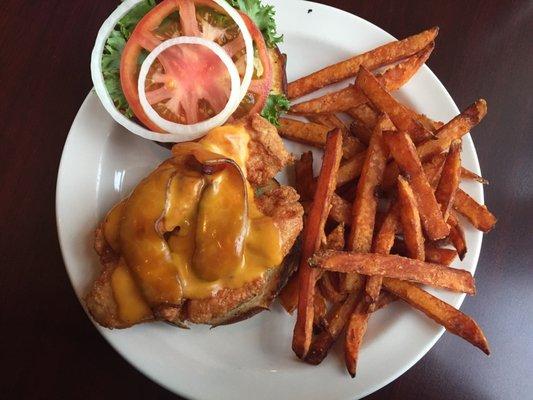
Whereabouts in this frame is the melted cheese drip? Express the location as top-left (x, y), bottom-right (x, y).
top-left (103, 124), bottom-right (282, 322)
top-left (119, 165), bottom-right (183, 306)
top-left (191, 166), bottom-right (248, 281)
top-left (103, 200), bottom-right (126, 253)
top-left (111, 258), bottom-right (152, 324)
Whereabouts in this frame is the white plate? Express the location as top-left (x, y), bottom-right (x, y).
top-left (56, 1), bottom-right (484, 399)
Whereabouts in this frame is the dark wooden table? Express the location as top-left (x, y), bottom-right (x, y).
top-left (1, 0), bottom-right (532, 398)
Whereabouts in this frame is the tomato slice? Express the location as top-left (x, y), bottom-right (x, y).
top-left (120, 0), bottom-right (272, 132)
top-left (230, 12), bottom-right (272, 119)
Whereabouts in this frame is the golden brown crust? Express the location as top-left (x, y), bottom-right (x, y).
top-left (93, 225), bottom-right (117, 265)
top-left (85, 260), bottom-right (125, 329)
top-left (86, 227), bottom-right (152, 328)
top-left (255, 186), bottom-right (303, 256)
top-left (246, 114), bottom-right (294, 187)
top-left (86, 116), bottom-right (302, 328)
top-left (187, 277), bottom-right (266, 324)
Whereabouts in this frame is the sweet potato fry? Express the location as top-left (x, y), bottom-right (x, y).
top-left (348, 98), bottom-right (437, 136)
top-left (453, 189), bottom-right (497, 232)
top-left (293, 130), bottom-right (343, 359)
top-left (279, 118), bottom-right (330, 147)
top-left (346, 201), bottom-right (400, 374)
top-left (290, 43), bottom-right (434, 114)
top-left (329, 193), bottom-right (352, 225)
top-left (314, 291), bottom-right (327, 328)
top-left (343, 117), bottom-right (388, 376)
top-left (423, 153), bottom-right (447, 189)
top-left (362, 114), bottom-right (445, 192)
top-left (282, 222), bottom-right (346, 314)
top-left (339, 100), bottom-right (478, 190)
top-left (356, 66), bottom-right (433, 143)
top-left (346, 116), bottom-right (389, 289)
top-left (319, 271), bottom-right (346, 303)
top-left (332, 101), bottom-right (486, 191)
top-left (306, 274), bottom-right (366, 365)
top-left (380, 162), bottom-right (400, 192)
top-left (280, 212), bottom-right (342, 315)
top-left (374, 291), bottom-right (397, 311)
top-left (397, 176), bottom-right (425, 261)
top-left (291, 85), bottom-right (367, 115)
top-left (417, 99), bottom-right (487, 162)
top-left (326, 222), bottom-right (346, 250)
top-left (448, 213), bottom-right (467, 260)
top-left (383, 131), bottom-right (450, 240)
top-left (345, 300), bottom-right (369, 377)
top-left (279, 273), bottom-right (299, 314)
top-left (288, 27), bottom-right (438, 99)
top-left (348, 107), bottom-right (396, 146)
top-left (311, 250), bottom-right (476, 294)
top-left (342, 135), bottom-right (366, 159)
top-left (413, 112), bottom-right (444, 132)
top-left (281, 117), bottom-right (363, 159)
top-left (316, 224), bottom-right (346, 306)
top-left (359, 268), bottom-right (385, 305)
top-left (308, 113), bottom-right (347, 132)
top-left (373, 210), bottom-right (388, 232)
top-left (347, 103), bottom-right (379, 131)
top-left (354, 92), bottom-right (442, 134)
top-left (294, 151), bottom-right (315, 202)
top-left (348, 139), bottom-right (448, 193)
top-left (373, 202), bottom-right (400, 255)
top-left (424, 243), bottom-right (457, 266)
top-left (337, 152), bottom-right (366, 187)
top-left (305, 291), bottom-right (360, 365)
top-left (461, 167), bottom-right (489, 184)
top-left (392, 240), bottom-right (457, 266)
top-left (308, 114), bottom-right (366, 159)
top-left (349, 119), bottom-right (374, 146)
top-left (358, 201), bottom-right (400, 309)
top-left (377, 41), bottom-right (434, 91)
top-left (382, 278), bottom-right (490, 354)
top-left (382, 151), bottom-right (446, 194)
top-left (435, 140), bottom-right (461, 220)
top-left (307, 183), bottom-right (352, 225)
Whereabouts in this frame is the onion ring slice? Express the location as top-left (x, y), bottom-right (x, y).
top-left (138, 37), bottom-right (240, 138)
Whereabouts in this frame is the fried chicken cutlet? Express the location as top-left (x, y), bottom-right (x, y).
top-left (86, 115), bottom-right (303, 328)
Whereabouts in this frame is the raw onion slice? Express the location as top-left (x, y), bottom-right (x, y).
top-left (138, 37), bottom-right (240, 136)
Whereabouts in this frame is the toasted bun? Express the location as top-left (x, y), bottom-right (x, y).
top-left (269, 46), bottom-right (288, 96)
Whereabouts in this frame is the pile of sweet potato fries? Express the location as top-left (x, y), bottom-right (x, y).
top-left (278, 27), bottom-right (496, 377)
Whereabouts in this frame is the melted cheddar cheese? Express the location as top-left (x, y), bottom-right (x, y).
top-left (102, 123), bottom-right (282, 324)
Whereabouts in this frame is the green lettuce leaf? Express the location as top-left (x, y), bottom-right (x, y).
top-left (261, 93), bottom-right (290, 126)
top-left (229, 0), bottom-right (283, 47)
top-left (101, 0), bottom-right (156, 118)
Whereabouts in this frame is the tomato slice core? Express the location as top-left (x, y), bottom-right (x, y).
top-left (146, 44), bottom-right (230, 124)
